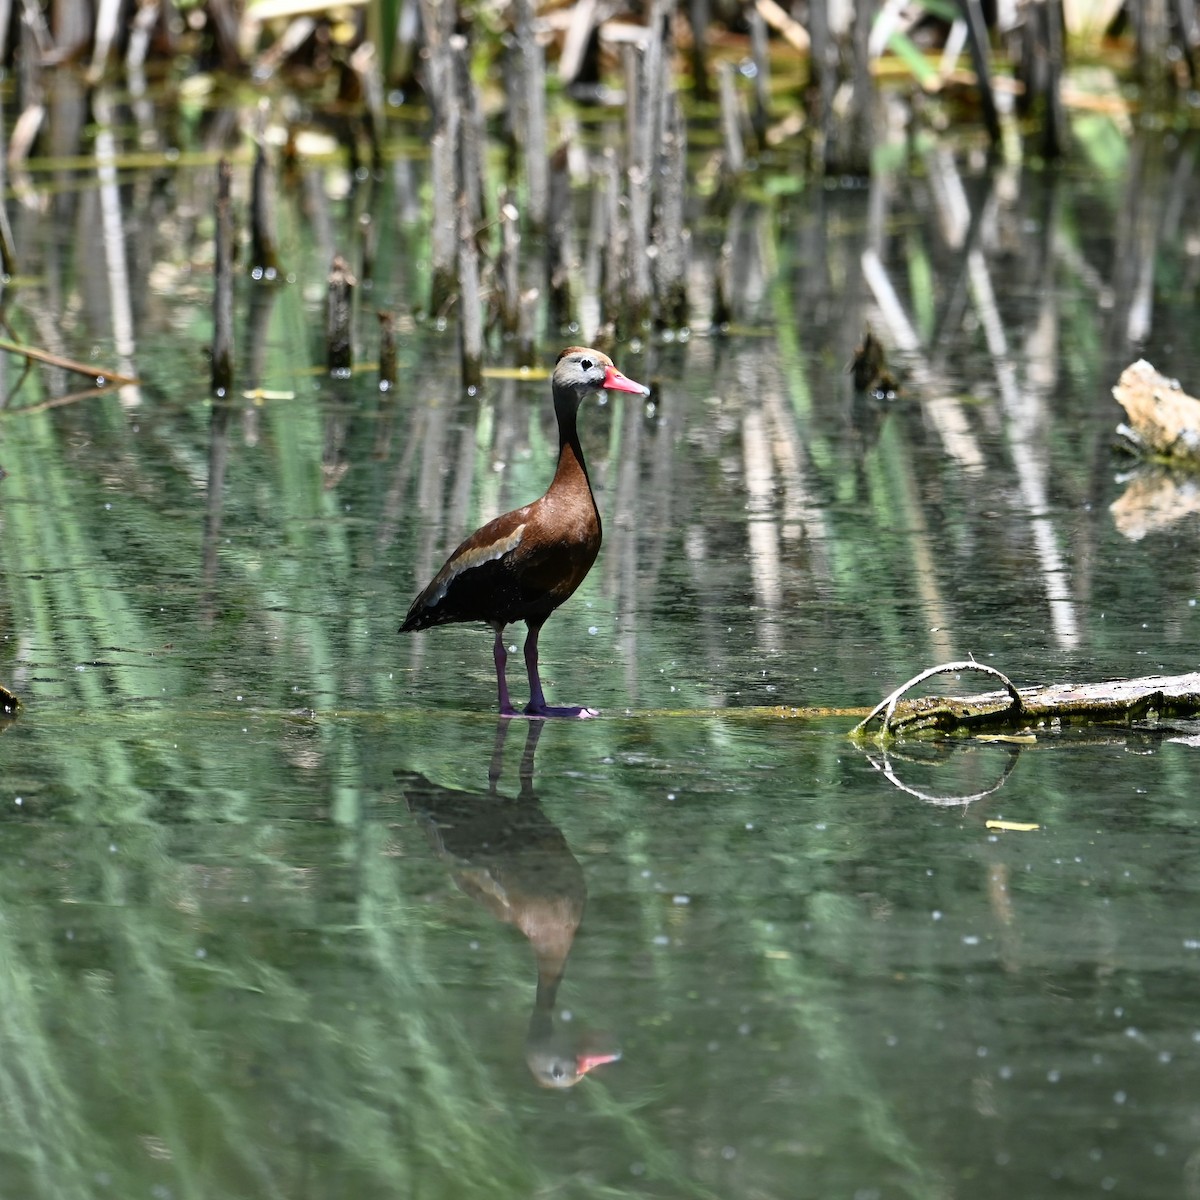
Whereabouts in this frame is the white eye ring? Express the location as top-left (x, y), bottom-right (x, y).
top-left (580, 358), bottom-right (593, 371)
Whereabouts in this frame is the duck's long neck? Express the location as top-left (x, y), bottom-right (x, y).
top-left (550, 396), bottom-right (596, 509)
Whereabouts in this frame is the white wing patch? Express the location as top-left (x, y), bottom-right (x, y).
top-left (427, 523), bottom-right (527, 607)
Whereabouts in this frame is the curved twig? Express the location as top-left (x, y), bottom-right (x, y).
top-left (852, 660), bottom-right (1023, 738)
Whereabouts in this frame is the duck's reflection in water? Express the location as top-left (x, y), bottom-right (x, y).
top-left (396, 720), bottom-right (620, 1088)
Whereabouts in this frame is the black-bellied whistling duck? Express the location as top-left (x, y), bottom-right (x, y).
top-left (401, 347), bottom-right (650, 717)
top-left (397, 721), bottom-right (621, 1088)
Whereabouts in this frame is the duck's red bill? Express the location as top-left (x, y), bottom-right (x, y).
top-left (577, 1048), bottom-right (622, 1076)
top-left (602, 365), bottom-right (650, 395)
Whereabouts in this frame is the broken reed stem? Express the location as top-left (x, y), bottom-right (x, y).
top-left (428, 123), bottom-right (458, 315)
top-left (748, 4), bottom-right (770, 144)
top-left (497, 192), bottom-right (521, 336)
top-left (453, 32), bottom-right (487, 232)
top-left (513, 0), bottom-right (548, 232)
top-left (326, 254), bottom-right (356, 375)
top-left (546, 142), bottom-right (574, 333)
top-left (249, 138), bottom-right (280, 279)
top-left (358, 212), bottom-right (376, 289)
top-left (377, 309), bottom-right (397, 393)
top-left (717, 61), bottom-right (746, 179)
top-left (598, 148), bottom-right (624, 343)
top-left (687, 0), bottom-right (712, 101)
top-left (211, 158), bottom-right (234, 396)
top-left (624, 26), bottom-right (661, 332)
top-left (653, 87), bottom-right (689, 329)
top-left (421, 0), bottom-right (459, 317)
top-left (457, 197), bottom-right (483, 391)
top-left (960, 0), bottom-right (1001, 147)
top-left (349, 40), bottom-right (386, 169)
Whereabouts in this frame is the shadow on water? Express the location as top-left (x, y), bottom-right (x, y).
top-left (396, 718), bottom-right (620, 1088)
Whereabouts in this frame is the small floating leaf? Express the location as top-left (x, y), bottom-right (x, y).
top-left (985, 820), bottom-right (1041, 833)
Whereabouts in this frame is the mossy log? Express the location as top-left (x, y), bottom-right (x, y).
top-left (852, 662), bottom-right (1200, 740)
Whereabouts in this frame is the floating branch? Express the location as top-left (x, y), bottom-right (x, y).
top-left (0, 338), bottom-right (138, 386)
top-left (853, 662), bottom-right (1200, 740)
top-left (211, 158), bottom-right (235, 397)
top-left (855, 662), bottom-right (1023, 738)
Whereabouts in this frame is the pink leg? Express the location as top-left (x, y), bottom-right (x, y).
top-left (523, 621), bottom-right (598, 719)
top-left (493, 625), bottom-right (517, 717)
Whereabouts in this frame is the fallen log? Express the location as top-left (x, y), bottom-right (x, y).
top-left (852, 661), bottom-right (1200, 740)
